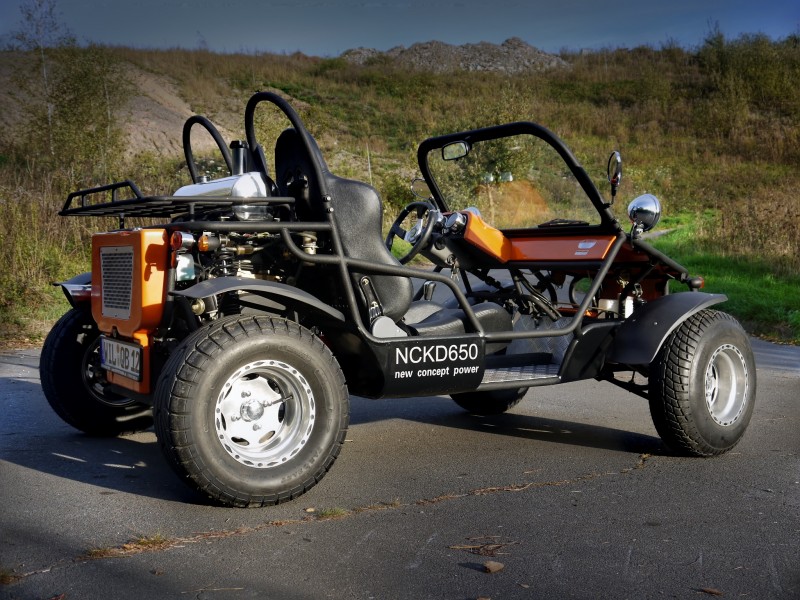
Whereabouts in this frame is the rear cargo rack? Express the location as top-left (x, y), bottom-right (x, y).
top-left (61, 180), bottom-right (294, 226)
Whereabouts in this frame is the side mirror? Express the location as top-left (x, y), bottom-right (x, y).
top-left (627, 194), bottom-right (661, 238)
top-left (607, 151), bottom-right (622, 204)
top-left (442, 141), bottom-right (470, 161)
top-left (410, 178), bottom-right (433, 199)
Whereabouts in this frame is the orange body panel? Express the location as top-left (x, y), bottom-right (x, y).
top-left (462, 214), bottom-right (616, 263)
top-left (91, 229), bottom-right (168, 337)
top-left (507, 235), bottom-right (616, 262)
top-left (463, 214), bottom-right (512, 262)
top-left (91, 229), bottom-right (168, 394)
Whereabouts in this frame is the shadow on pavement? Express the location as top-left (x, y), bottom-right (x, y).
top-left (4, 378), bottom-right (661, 506)
top-left (1, 381), bottom-right (205, 505)
top-left (350, 393), bottom-right (664, 455)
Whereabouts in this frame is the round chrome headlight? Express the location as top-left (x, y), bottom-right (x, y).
top-left (627, 194), bottom-right (661, 234)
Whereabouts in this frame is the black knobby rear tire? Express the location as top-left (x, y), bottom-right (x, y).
top-left (451, 388), bottom-right (527, 416)
top-left (649, 309), bottom-right (756, 456)
top-left (39, 308), bottom-right (153, 436)
top-left (153, 315), bottom-right (349, 507)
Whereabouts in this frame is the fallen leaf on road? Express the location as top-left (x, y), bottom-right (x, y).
top-left (697, 588), bottom-right (724, 596)
top-left (483, 561), bottom-right (504, 574)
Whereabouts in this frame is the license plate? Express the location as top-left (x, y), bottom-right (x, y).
top-left (100, 337), bottom-right (142, 381)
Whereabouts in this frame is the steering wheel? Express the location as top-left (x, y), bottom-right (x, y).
top-left (182, 115), bottom-right (233, 184)
top-left (385, 201), bottom-right (437, 264)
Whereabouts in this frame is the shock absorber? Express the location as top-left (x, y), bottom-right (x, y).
top-left (215, 247), bottom-right (237, 277)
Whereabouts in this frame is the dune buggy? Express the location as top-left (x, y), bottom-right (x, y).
top-left (41, 91), bottom-right (756, 507)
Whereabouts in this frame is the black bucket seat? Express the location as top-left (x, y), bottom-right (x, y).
top-left (274, 127), bottom-right (511, 344)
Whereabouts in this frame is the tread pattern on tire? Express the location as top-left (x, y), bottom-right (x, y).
top-left (154, 315), bottom-right (349, 507)
top-left (40, 308), bottom-right (153, 436)
top-left (649, 309), bottom-right (746, 457)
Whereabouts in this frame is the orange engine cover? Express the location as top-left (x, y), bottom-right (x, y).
top-left (91, 229), bottom-right (168, 395)
top-left (91, 229), bottom-right (169, 337)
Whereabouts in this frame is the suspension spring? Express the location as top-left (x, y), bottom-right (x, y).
top-left (215, 248), bottom-right (237, 276)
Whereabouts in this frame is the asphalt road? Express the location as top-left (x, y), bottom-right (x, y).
top-left (1, 342), bottom-right (798, 600)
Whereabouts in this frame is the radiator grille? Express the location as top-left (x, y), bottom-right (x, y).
top-left (100, 246), bottom-right (133, 319)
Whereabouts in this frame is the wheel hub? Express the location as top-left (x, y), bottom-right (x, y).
top-left (704, 344), bottom-right (749, 427)
top-left (240, 398), bottom-right (265, 422)
top-left (215, 360), bottom-right (315, 468)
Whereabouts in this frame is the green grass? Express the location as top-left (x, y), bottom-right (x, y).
top-left (0, 287), bottom-right (71, 348)
top-left (650, 221), bottom-right (800, 344)
top-left (315, 507), bottom-right (350, 520)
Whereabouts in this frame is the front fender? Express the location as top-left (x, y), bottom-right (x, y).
top-left (609, 292), bottom-right (727, 365)
top-left (172, 277), bottom-right (345, 323)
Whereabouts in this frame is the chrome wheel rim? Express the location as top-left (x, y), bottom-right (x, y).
top-left (215, 360), bottom-right (315, 468)
top-left (704, 344), bottom-right (748, 426)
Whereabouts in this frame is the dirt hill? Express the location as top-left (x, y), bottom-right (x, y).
top-left (122, 66), bottom-right (238, 157)
top-left (0, 38), bottom-right (564, 159)
top-left (0, 53), bottom-right (238, 159)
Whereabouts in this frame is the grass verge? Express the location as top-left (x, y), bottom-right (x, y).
top-left (650, 220), bottom-right (800, 344)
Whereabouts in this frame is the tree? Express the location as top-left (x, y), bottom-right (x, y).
top-left (12, 0), bottom-right (75, 156)
top-left (10, 0), bottom-right (130, 182)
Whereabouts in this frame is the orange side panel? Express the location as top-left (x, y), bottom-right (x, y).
top-left (463, 214), bottom-right (512, 263)
top-left (507, 235), bottom-right (616, 262)
top-left (91, 229), bottom-right (168, 338)
top-left (461, 217), bottom-right (617, 263)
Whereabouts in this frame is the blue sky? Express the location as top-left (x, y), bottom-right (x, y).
top-left (1, 0), bottom-right (797, 57)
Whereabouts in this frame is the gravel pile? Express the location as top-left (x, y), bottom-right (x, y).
top-left (341, 37), bottom-right (568, 74)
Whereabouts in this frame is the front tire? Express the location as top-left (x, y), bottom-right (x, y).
top-left (649, 310), bottom-right (756, 456)
top-left (39, 308), bottom-right (153, 436)
top-left (153, 316), bottom-right (349, 507)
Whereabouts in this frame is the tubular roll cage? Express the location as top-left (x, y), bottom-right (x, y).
top-left (59, 91), bottom-right (690, 354)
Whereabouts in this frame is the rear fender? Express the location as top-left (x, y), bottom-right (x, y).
top-left (55, 272), bottom-right (92, 308)
top-left (172, 277), bottom-right (345, 324)
top-left (609, 292), bottom-right (727, 365)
